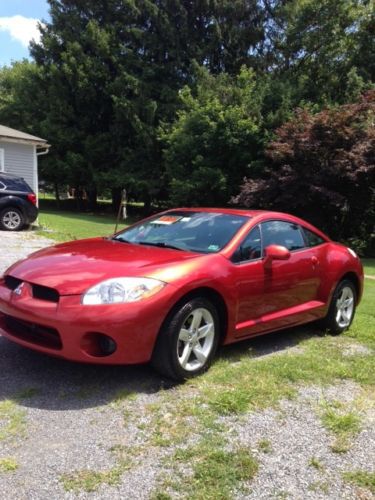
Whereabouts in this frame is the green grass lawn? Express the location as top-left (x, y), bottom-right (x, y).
top-left (37, 210), bottom-right (136, 242)
top-left (363, 258), bottom-right (375, 276)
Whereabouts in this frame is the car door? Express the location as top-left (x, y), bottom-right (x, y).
top-left (232, 220), bottom-right (323, 338)
top-left (230, 225), bottom-right (268, 334)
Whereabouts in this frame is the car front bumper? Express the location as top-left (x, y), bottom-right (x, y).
top-left (0, 279), bottom-right (175, 365)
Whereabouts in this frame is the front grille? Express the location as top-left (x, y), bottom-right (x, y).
top-left (4, 275), bottom-right (22, 290)
top-left (32, 285), bottom-right (59, 303)
top-left (4, 275), bottom-right (59, 303)
top-left (4, 315), bottom-right (62, 350)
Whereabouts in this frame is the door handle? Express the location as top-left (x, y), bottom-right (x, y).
top-left (311, 256), bottom-right (319, 265)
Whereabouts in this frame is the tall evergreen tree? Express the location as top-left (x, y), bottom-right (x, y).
top-left (28, 0), bottom-right (265, 209)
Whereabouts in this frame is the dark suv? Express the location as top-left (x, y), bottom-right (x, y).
top-left (0, 173), bottom-right (38, 231)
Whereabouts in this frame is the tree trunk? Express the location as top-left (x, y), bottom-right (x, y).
top-left (54, 182), bottom-right (60, 209)
top-left (112, 187), bottom-right (122, 213)
top-left (143, 191), bottom-right (151, 215)
top-left (87, 186), bottom-right (98, 211)
top-left (75, 185), bottom-right (83, 211)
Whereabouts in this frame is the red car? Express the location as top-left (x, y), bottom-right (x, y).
top-left (0, 209), bottom-right (363, 380)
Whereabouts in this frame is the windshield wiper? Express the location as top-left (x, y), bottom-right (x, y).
top-left (138, 241), bottom-right (185, 251)
top-left (111, 237), bottom-right (132, 244)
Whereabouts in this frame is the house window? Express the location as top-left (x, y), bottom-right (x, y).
top-left (0, 149), bottom-right (4, 172)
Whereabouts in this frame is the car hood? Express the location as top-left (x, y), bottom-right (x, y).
top-left (5, 238), bottom-right (201, 295)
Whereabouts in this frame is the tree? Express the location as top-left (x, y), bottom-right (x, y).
top-left (260, 0), bottom-right (373, 106)
top-left (349, 2), bottom-right (375, 90)
top-left (1, 0), bottom-right (373, 218)
top-left (0, 60), bottom-right (66, 199)
top-left (161, 66), bottom-right (266, 206)
top-left (26, 0), bottom-right (266, 210)
top-left (234, 91), bottom-right (375, 253)
top-left (0, 60), bottom-right (41, 130)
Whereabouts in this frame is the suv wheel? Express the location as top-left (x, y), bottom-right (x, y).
top-left (0, 207), bottom-right (25, 231)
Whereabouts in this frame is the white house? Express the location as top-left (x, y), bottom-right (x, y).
top-left (0, 125), bottom-right (50, 199)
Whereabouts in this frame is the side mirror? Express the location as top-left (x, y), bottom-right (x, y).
top-left (264, 244), bottom-right (290, 267)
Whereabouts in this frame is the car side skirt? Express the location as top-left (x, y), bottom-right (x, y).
top-left (233, 300), bottom-right (326, 339)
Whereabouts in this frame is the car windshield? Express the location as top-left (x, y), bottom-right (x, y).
top-left (114, 211), bottom-right (249, 253)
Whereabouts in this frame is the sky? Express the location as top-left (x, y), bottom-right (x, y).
top-left (0, 0), bottom-right (50, 66)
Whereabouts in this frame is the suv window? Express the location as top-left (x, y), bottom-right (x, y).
top-left (4, 177), bottom-right (30, 193)
top-left (303, 227), bottom-right (325, 247)
top-left (261, 220), bottom-right (305, 251)
top-left (233, 226), bottom-right (262, 263)
top-left (0, 181), bottom-right (6, 190)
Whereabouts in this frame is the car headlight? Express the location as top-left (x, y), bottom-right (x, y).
top-left (82, 277), bottom-right (166, 305)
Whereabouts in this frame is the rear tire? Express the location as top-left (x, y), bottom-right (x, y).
top-left (321, 280), bottom-right (357, 335)
top-left (152, 297), bottom-right (220, 381)
top-left (0, 207), bottom-right (25, 231)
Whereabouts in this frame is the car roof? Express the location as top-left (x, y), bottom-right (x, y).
top-left (171, 207), bottom-right (267, 217)
top-left (170, 207), bottom-right (313, 221)
top-left (0, 172), bottom-right (26, 180)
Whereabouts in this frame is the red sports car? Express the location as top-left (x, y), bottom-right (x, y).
top-left (0, 209), bottom-right (363, 380)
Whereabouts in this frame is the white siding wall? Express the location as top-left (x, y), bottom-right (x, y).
top-left (0, 141), bottom-right (35, 191)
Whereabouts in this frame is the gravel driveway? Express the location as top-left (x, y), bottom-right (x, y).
top-left (0, 231), bottom-right (374, 499)
top-left (0, 231), bottom-right (52, 274)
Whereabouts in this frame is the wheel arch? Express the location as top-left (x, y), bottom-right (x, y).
top-left (0, 194), bottom-right (27, 207)
top-left (0, 202), bottom-right (27, 218)
top-left (157, 286), bottom-right (229, 347)
top-left (337, 272), bottom-right (361, 304)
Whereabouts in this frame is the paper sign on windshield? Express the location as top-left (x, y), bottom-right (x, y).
top-left (150, 215), bottom-right (182, 225)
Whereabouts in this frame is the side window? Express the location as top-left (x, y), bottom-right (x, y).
top-left (0, 181), bottom-right (6, 190)
top-left (233, 226), bottom-right (262, 263)
top-left (303, 227), bottom-right (325, 247)
top-left (261, 220), bottom-right (305, 251)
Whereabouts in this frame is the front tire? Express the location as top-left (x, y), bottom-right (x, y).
top-left (0, 207), bottom-right (25, 231)
top-left (322, 280), bottom-right (357, 335)
top-left (152, 297), bottom-right (220, 381)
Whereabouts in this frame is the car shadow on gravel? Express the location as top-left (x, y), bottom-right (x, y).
top-left (0, 336), bottom-right (172, 411)
top-left (0, 323), bottom-right (321, 411)
top-left (217, 322), bottom-right (322, 363)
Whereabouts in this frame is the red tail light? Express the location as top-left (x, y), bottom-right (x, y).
top-left (27, 193), bottom-right (37, 205)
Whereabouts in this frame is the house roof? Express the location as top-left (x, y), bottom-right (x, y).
top-left (0, 124), bottom-right (48, 146)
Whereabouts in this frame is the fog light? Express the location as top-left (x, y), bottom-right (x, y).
top-left (80, 333), bottom-right (117, 357)
top-left (98, 335), bottom-right (117, 355)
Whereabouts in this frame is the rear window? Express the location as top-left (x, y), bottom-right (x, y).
top-left (114, 211), bottom-right (249, 253)
top-left (1, 176), bottom-right (31, 193)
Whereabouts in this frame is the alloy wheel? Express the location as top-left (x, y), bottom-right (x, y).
top-left (3, 210), bottom-right (21, 230)
top-left (177, 307), bottom-right (215, 371)
top-left (335, 286), bottom-right (354, 328)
